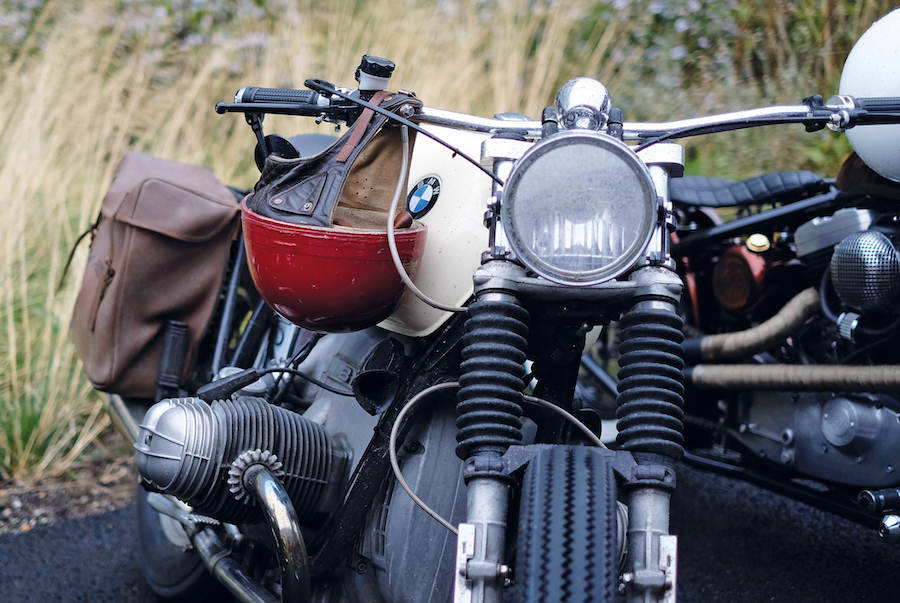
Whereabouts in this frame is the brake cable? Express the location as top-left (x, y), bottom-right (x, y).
top-left (388, 381), bottom-right (605, 535)
top-left (387, 126), bottom-right (468, 313)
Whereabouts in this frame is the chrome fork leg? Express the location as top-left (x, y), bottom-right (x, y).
top-left (624, 487), bottom-right (677, 603)
top-left (455, 478), bottom-right (509, 603)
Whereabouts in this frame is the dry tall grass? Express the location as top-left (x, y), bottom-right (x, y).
top-left (0, 0), bottom-right (889, 479)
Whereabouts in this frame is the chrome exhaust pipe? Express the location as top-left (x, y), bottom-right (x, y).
top-left (243, 465), bottom-right (311, 602)
top-left (193, 529), bottom-right (278, 603)
top-left (148, 464), bottom-right (310, 603)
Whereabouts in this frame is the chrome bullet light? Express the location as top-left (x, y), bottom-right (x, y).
top-left (500, 131), bottom-right (657, 286)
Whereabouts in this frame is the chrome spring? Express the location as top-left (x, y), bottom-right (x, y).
top-left (455, 294), bottom-right (529, 461)
top-left (615, 305), bottom-right (685, 459)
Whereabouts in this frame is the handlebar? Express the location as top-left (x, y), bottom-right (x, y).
top-left (856, 97), bottom-right (900, 111)
top-left (217, 84), bottom-right (900, 142)
top-left (235, 86), bottom-right (324, 106)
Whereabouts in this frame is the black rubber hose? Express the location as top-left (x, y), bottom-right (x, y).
top-left (819, 268), bottom-right (839, 323)
top-left (193, 530), bottom-right (277, 603)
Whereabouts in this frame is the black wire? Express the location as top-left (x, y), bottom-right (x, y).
top-left (819, 268), bottom-right (839, 323)
top-left (288, 332), bottom-right (321, 367)
top-left (819, 266), bottom-right (900, 339)
top-left (858, 315), bottom-right (900, 338)
top-left (269, 333), bottom-right (324, 404)
top-left (841, 334), bottom-right (894, 365)
top-left (634, 114), bottom-right (833, 153)
top-left (258, 366), bottom-right (354, 397)
top-left (304, 79), bottom-right (505, 186)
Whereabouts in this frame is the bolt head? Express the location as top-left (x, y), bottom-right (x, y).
top-left (880, 515), bottom-right (900, 542)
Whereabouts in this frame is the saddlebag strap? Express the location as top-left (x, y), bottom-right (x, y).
top-left (247, 90), bottom-right (422, 228)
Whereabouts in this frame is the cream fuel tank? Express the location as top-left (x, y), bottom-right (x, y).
top-left (379, 124), bottom-right (493, 337)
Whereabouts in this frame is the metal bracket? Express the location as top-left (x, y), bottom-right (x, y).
top-left (480, 137), bottom-right (532, 168)
top-left (147, 491), bottom-right (220, 548)
top-left (659, 534), bottom-right (678, 603)
top-left (623, 462), bottom-right (677, 491)
top-left (453, 521), bottom-right (510, 603)
top-left (623, 534), bottom-right (678, 602)
top-left (454, 523), bottom-right (477, 603)
top-left (501, 444), bottom-right (637, 482)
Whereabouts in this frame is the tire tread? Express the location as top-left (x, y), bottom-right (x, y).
top-left (513, 446), bottom-right (618, 602)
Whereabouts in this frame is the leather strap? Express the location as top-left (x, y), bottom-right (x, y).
top-left (336, 90), bottom-right (391, 162)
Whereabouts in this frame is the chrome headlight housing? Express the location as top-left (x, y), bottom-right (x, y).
top-left (500, 131), bottom-right (657, 286)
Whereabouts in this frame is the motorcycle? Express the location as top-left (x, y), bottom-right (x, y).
top-left (663, 10), bottom-right (900, 545)
top-left (73, 9), bottom-right (900, 603)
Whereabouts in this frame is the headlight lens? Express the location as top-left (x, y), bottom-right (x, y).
top-left (500, 131), bottom-right (656, 286)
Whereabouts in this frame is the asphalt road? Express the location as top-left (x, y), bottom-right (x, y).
top-left (2, 464), bottom-right (899, 602)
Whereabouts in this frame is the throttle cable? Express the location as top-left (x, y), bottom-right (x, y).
top-left (387, 126), bottom-right (467, 313)
top-left (388, 381), bottom-right (605, 535)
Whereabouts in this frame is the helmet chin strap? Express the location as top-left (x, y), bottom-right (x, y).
top-left (386, 125), bottom-right (467, 313)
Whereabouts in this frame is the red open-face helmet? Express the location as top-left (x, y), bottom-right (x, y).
top-left (241, 91), bottom-right (427, 332)
top-left (241, 198), bottom-right (426, 332)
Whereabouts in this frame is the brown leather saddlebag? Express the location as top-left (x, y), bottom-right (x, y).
top-left (70, 153), bottom-right (239, 398)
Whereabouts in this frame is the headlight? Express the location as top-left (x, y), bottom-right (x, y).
top-left (500, 131), bottom-right (657, 286)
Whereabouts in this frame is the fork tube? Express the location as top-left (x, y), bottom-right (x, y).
top-left (455, 261), bottom-right (530, 603)
top-left (617, 268), bottom-right (685, 603)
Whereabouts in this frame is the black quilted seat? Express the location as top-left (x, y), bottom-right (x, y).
top-left (670, 170), bottom-right (829, 208)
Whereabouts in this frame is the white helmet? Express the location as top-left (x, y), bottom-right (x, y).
top-left (839, 9), bottom-right (900, 182)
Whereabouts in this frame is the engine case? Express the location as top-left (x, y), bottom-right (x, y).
top-left (734, 391), bottom-right (900, 487)
top-left (355, 401), bottom-right (466, 603)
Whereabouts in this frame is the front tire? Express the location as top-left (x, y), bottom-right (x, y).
top-left (512, 446), bottom-right (619, 602)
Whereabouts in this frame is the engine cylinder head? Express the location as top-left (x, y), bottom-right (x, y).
top-left (135, 396), bottom-right (346, 524)
top-left (831, 230), bottom-right (900, 313)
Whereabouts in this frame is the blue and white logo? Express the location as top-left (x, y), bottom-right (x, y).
top-left (406, 176), bottom-right (441, 218)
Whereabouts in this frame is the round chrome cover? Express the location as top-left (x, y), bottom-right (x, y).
top-left (500, 131), bottom-right (657, 286)
top-left (555, 77), bottom-right (610, 130)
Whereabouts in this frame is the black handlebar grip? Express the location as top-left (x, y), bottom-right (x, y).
top-left (237, 86), bottom-right (320, 105)
top-left (856, 97), bottom-right (900, 111)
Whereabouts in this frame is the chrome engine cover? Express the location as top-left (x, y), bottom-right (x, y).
top-left (734, 391), bottom-right (900, 488)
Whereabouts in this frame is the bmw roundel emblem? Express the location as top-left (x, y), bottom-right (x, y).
top-left (406, 176), bottom-right (441, 218)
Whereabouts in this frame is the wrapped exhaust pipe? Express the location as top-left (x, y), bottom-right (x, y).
top-left (686, 364), bottom-right (900, 391)
top-left (682, 287), bottom-right (820, 361)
